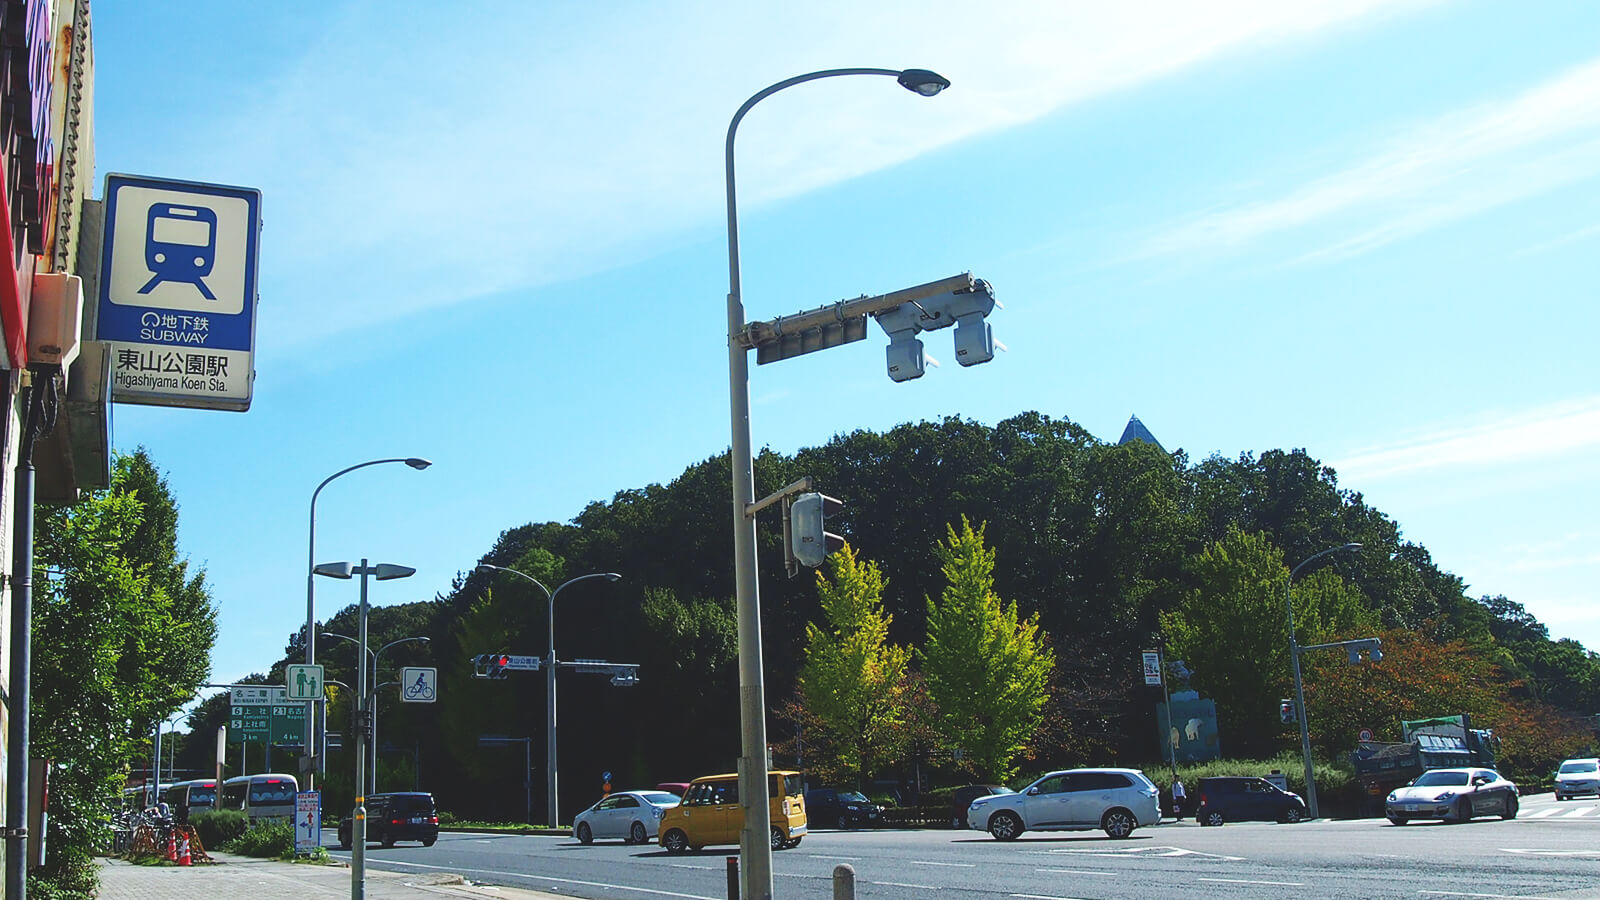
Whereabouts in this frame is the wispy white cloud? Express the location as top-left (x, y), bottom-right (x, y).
top-left (1140, 56), bottom-right (1600, 261)
top-left (143, 0), bottom-right (1423, 351)
top-left (1332, 396), bottom-right (1600, 481)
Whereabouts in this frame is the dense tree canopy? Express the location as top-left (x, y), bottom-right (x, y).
top-left (222, 412), bottom-right (1597, 820)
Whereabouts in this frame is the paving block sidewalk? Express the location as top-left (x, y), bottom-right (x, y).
top-left (96, 851), bottom-right (570, 900)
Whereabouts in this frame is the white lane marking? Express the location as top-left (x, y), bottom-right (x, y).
top-left (1012, 894), bottom-right (1090, 900)
top-left (335, 857), bottom-right (719, 899)
top-left (1036, 868), bottom-right (1114, 876)
top-left (1419, 892), bottom-right (1563, 899)
top-left (1501, 848), bottom-right (1600, 857)
top-left (913, 860), bottom-right (977, 867)
top-left (871, 881), bottom-right (942, 890)
top-left (1526, 808), bottom-right (1564, 818)
top-left (670, 863), bottom-right (716, 869)
top-left (1045, 845), bottom-right (1244, 861)
top-left (1199, 878), bottom-right (1305, 886)
top-left (808, 854), bottom-right (863, 860)
top-left (1420, 883), bottom-right (1555, 890)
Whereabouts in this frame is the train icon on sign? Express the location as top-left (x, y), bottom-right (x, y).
top-left (139, 202), bottom-right (219, 300)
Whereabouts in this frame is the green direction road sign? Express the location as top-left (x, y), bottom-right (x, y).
top-left (229, 685), bottom-right (305, 743)
top-left (285, 664), bottom-right (324, 701)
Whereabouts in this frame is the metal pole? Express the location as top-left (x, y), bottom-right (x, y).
top-left (1158, 648), bottom-right (1177, 786)
top-left (1286, 543), bottom-right (1361, 821)
top-left (547, 591), bottom-right (558, 827)
top-left (724, 68), bottom-right (903, 900)
top-left (352, 561), bottom-right (369, 900)
top-left (6, 376), bottom-right (48, 900)
top-left (525, 739), bottom-right (532, 826)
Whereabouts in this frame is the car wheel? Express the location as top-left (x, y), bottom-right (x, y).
top-left (338, 828), bottom-right (351, 850)
top-left (1556, 793), bottom-right (1567, 802)
top-left (1502, 795), bottom-right (1518, 820)
top-left (988, 811), bottom-right (1023, 841)
top-left (576, 823), bottom-right (593, 845)
top-left (422, 837), bottom-right (436, 847)
top-left (381, 835), bottom-right (395, 848)
top-left (662, 829), bottom-right (689, 854)
top-left (770, 827), bottom-right (785, 851)
top-left (629, 821), bottom-right (648, 845)
top-left (1283, 806), bottom-right (1305, 824)
top-left (1386, 815), bottom-right (1408, 826)
top-left (1101, 809), bottom-right (1136, 839)
top-left (1448, 800), bottom-right (1469, 824)
top-left (1202, 810), bottom-right (1225, 827)
top-left (783, 837), bottom-right (802, 849)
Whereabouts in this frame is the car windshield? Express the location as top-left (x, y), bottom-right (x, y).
top-left (1413, 771), bottom-right (1471, 787)
top-left (839, 791), bottom-right (869, 802)
top-left (638, 791), bottom-right (680, 806)
top-left (1560, 761), bottom-right (1598, 774)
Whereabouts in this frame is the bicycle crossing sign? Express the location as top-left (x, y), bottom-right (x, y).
top-left (400, 667), bottom-right (437, 703)
top-left (285, 664), bottom-right (324, 701)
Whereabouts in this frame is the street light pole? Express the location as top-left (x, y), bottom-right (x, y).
top-left (305, 457), bottom-right (430, 788)
top-left (1287, 542), bottom-right (1361, 820)
top-left (323, 633), bottom-right (429, 795)
top-left (723, 66), bottom-right (948, 900)
top-left (313, 559), bottom-right (414, 900)
top-left (475, 565), bottom-right (621, 826)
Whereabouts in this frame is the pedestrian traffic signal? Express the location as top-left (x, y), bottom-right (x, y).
top-left (872, 278), bottom-right (999, 381)
top-left (788, 492), bottom-right (844, 569)
top-left (1279, 699), bottom-right (1295, 724)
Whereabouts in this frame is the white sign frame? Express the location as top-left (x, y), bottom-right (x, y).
top-left (400, 667), bottom-right (437, 703)
top-left (285, 664), bottom-right (324, 701)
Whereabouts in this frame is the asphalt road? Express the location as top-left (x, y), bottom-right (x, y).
top-left (327, 792), bottom-right (1600, 899)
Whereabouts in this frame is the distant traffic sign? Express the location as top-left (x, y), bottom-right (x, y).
top-left (228, 685), bottom-right (305, 743)
top-left (401, 667), bottom-right (437, 703)
top-left (285, 664), bottom-right (324, 701)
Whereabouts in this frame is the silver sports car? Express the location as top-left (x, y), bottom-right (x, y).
top-left (1385, 767), bottom-right (1518, 825)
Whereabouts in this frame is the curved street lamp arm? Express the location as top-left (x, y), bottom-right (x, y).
top-left (725, 68), bottom-right (902, 302)
top-left (476, 563), bottom-right (552, 600)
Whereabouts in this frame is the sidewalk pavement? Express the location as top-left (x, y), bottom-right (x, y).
top-left (97, 851), bottom-right (571, 900)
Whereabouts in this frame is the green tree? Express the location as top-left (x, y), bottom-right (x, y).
top-left (919, 519), bottom-right (1054, 783)
top-left (797, 545), bottom-right (910, 787)
top-left (33, 450), bottom-right (217, 868)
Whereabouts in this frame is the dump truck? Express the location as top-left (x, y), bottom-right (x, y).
top-left (1350, 715), bottom-right (1500, 814)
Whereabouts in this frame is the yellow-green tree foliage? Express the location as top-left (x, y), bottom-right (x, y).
top-left (799, 545), bottom-right (911, 787)
top-left (1160, 526), bottom-right (1377, 756)
top-left (919, 519), bottom-right (1054, 783)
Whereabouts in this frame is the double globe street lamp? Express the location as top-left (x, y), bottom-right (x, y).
top-left (723, 66), bottom-right (949, 900)
top-left (322, 632), bottom-right (431, 793)
top-left (475, 564), bottom-right (621, 827)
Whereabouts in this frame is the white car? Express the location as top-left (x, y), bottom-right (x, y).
top-left (966, 768), bottom-right (1161, 840)
top-left (573, 790), bottom-right (681, 845)
top-left (1555, 758), bottom-right (1600, 801)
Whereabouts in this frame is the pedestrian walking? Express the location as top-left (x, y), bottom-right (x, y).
top-left (1171, 778), bottom-right (1187, 820)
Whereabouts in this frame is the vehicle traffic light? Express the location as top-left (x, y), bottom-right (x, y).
top-left (788, 492), bottom-right (844, 569)
top-left (872, 278), bottom-right (999, 381)
top-left (473, 653), bottom-right (511, 680)
top-left (1279, 699), bottom-right (1295, 724)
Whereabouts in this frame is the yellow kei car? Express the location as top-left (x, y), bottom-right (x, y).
top-left (658, 770), bottom-right (807, 853)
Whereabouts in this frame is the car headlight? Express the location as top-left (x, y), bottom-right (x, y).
top-left (1435, 791), bottom-right (1456, 801)
top-left (1387, 793), bottom-right (1398, 802)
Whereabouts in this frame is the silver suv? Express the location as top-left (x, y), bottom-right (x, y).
top-left (966, 768), bottom-right (1161, 840)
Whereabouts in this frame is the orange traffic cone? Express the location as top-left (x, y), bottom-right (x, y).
top-left (165, 831), bottom-right (177, 862)
top-left (177, 832), bottom-right (191, 866)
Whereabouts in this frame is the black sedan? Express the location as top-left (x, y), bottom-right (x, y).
top-left (1385, 767), bottom-right (1518, 824)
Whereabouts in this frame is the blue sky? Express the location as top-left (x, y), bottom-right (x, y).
top-left (88, 0), bottom-right (1599, 694)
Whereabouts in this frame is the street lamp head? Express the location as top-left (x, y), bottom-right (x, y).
top-left (313, 561), bottom-right (354, 579)
top-left (1341, 542), bottom-right (1363, 552)
top-left (602, 573), bottom-right (622, 582)
top-left (373, 563), bottom-right (417, 581)
top-left (404, 458), bottom-right (432, 470)
top-left (897, 68), bottom-right (950, 97)
top-left (475, 564), bottom-right (499, 575)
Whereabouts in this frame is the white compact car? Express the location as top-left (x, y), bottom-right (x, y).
top-left (573, 790), bottom-right (682, 845)
top-left (1555, 758), bottom-right (1600, 801)
top-left (966, 768), bottom-right (1161, 840)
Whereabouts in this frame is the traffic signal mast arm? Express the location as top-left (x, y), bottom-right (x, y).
top-left (736, 272), bottom-right (976, 362)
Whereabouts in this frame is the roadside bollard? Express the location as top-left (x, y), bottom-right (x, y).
top-left (833, 862), bottom-right (856, 899)
top-left (726, 855), bottom-right (738, 900)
